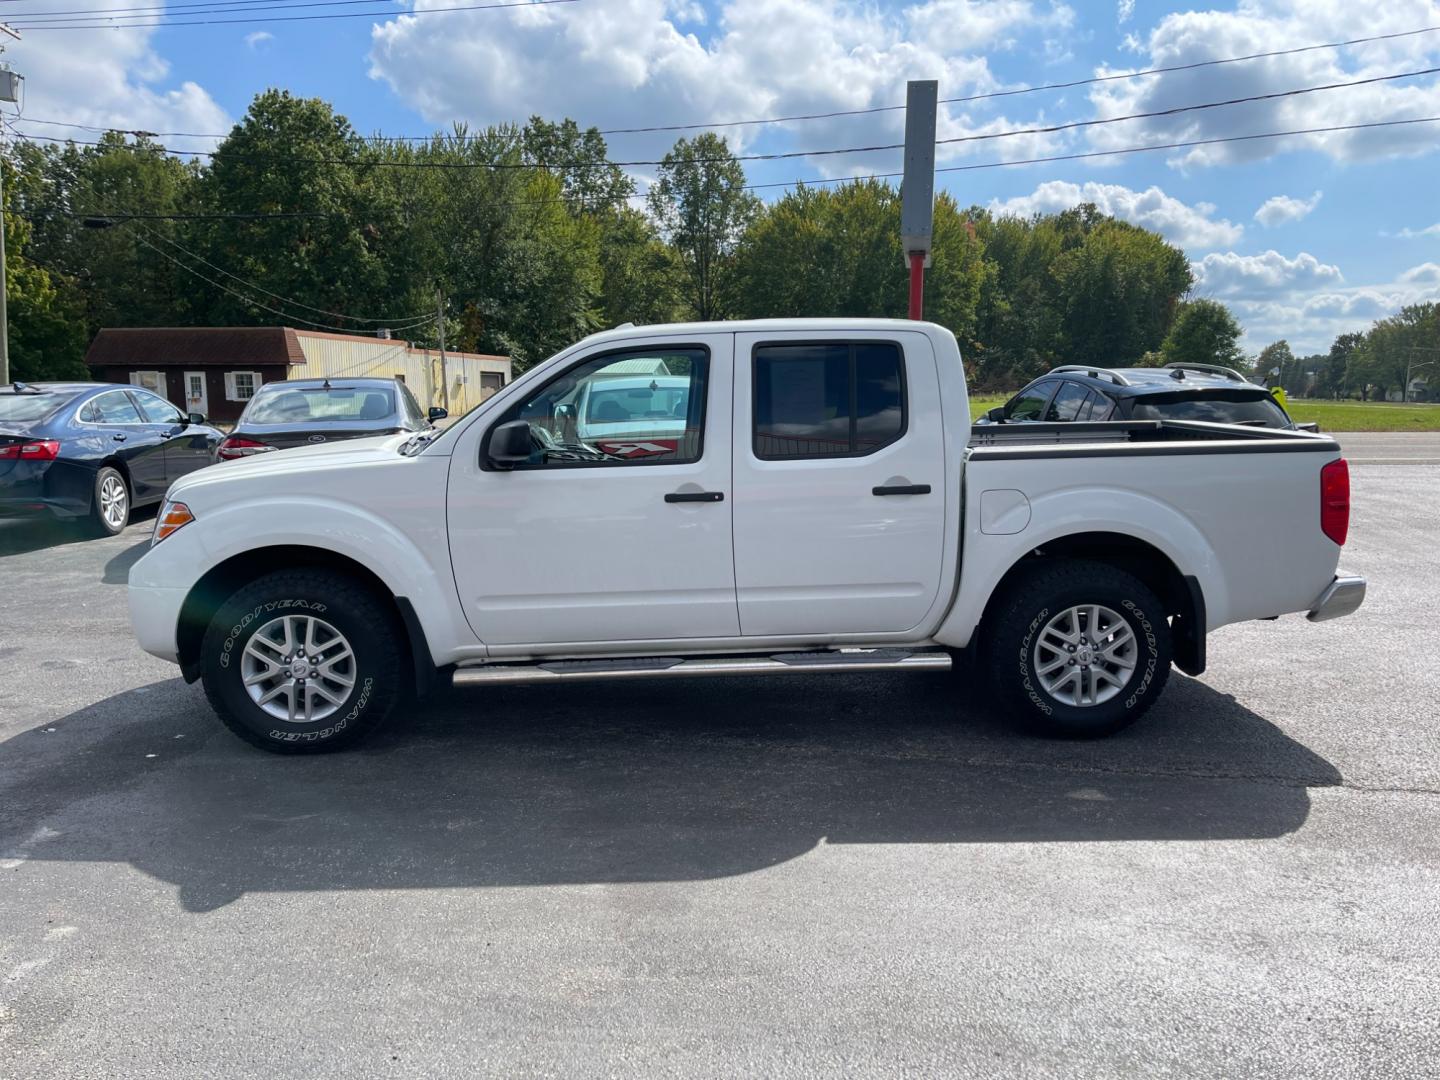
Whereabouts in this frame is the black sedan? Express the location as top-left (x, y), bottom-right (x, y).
top-left (215, 377), bottom-right (445, 461)
top-left (0, 381), bottom-right (223, 536)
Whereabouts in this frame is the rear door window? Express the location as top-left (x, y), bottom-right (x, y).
top-left (1005, 381), bottom-right (1056, 422)
top-left (1044, 381), bottom-right (1090, 422)
top-left (752, 341), bottom-right (905, 459)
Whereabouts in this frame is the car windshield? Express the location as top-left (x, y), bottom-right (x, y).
top-left (0, 390), bottom-right (78, 424)
top-left (244, 386), bottom-right (396, 425)
top-left (585, 384), bottom-right (691, 424)
top-left (1129, 394), bottom-right (1290, 428)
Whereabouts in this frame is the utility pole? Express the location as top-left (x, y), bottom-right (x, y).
top-left (900, 80), bottom-right (937, 320)
top-left (0, 34), bottom-right (21, 385)
top-left (436, 285), bottom-right (449, 412)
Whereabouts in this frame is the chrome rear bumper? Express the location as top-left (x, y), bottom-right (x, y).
top-left (1306, 574), bottom-right (1367, 623)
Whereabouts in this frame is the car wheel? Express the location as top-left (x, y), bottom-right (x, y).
top-left (983, 558), bottom-right (1172, 738)
top-left (200, 570), bottom-right (405, 753)
top-left (90, 466), bottom-right (131, 536)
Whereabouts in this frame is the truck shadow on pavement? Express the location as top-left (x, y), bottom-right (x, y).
top-left (0, 671), bottom-right (1343, 912)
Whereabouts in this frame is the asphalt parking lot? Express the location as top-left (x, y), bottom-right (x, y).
top-left (2, 437), bottom-right (1438, 1077)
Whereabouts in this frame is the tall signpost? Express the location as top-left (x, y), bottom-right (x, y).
top-left (901, 80), bottom-right (937, 320)
top-left (0, 36), bottom-right (21, 383)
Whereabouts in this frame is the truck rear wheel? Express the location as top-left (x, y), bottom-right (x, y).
top-left (983, 559), bottom-right (1172, 738)
top-left (199, 570), bottom-right (404, 753)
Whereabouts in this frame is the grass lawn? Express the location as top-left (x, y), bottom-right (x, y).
top-left (1281, 399), bottom-right (1440, 432)
top-left (968, 392), bottom-right (1440, 431)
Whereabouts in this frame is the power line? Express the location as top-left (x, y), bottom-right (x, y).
top-left (135, 223), bottom-right (435, 325)
top-left (5, 0), bottom-right (445, 19)
top-left (18, 114), bottom-right (1440, 218)
top-left (6, 22), bottom-right (1438, 133)
top-left (8, 0), bottom-right (578, 29)
top-left (735, 114), bottom-right (1440, 191)
top-left (11, 64), bottom-right (1440, 169)
top-left (130, 231), bottom-right (438, 335)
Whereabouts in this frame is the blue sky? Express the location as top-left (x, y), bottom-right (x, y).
top-left (9, 0), bottom-right (1440, 353)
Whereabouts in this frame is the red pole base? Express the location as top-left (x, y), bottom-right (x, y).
top-left (908, 251), bottom-right (925, 320)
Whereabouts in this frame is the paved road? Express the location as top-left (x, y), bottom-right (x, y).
top-left (1335, 430), bottom-right (1440, 463)
top-left (2, 456), bottom-right (1438, 1077)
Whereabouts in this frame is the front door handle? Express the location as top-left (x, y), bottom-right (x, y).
top-left (665, 491), bottom-right (724, 503)
top-left (112, 433), bottom-right (127, 443)
top-left (873, 484), bottom-right (931, 496)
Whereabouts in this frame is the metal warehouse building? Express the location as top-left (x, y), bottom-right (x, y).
top-left (84, 327), bottom-right (512, 423)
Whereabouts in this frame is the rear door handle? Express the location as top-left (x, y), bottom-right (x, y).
top-left (873, 484), bottom-right (930, 496)
top-left (665, 491), bottom-right (724, 503)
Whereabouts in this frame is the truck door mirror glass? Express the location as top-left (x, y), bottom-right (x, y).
top-left (487, 420), bottom-right (534, 469)
top-left (428, 406), bottom-right (448, 423)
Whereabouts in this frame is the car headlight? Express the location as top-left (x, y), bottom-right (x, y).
top-left (152, 501), bottom-right (195, 546)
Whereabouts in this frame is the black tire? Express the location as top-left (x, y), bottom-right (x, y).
top-left (89, 465), bottom-right (130, 537)
top-left (982, 559), bottom-right (1172, 739)
top-left (200, 570), bottom-right (405, 753)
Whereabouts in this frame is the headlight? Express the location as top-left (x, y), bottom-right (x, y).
top-left (152, 501), bottom-right (195, 546)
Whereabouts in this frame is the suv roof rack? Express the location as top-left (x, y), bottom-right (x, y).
top-left (1050, 365), bottom-right (1132, 387)
top-left (1162, 362), bottom-right (1247, 383)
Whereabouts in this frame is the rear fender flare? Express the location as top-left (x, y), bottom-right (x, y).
top-left (935, 488), bottom-right (1226, 649)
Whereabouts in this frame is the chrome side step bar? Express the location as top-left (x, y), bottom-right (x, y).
top-left (452, 648), bottom-right (952, 687)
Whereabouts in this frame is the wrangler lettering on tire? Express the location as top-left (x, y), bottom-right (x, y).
top-left (983, 559), bottom-right (1173, 738)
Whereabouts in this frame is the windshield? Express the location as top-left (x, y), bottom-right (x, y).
top-left (585, 384), bottom-right (691, 424)
top-left (0, 391), bottom-right (78, 424)
top-left (244, 386), bottom-right (396, 425)
top-left (1130, 394), bottom-right (1290, 429)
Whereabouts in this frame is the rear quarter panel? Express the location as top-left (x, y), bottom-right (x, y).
top-left (936, 440), bottom-right (1343, 648)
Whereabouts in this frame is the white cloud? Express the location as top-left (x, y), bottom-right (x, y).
top-left (367, 0), bottom-right (1076, 177)
top-left (1117, 0), bottom-right (1135, 24)
top-left (989, 179), bottom-right (1242, 249)
top-left (9, 3), bottom-right (230, 155)
top-left (245, 31), bottom-right (275, 49)
top-left (1192, 250), bottom-right (1343, 297)
top-left (1392, 223), bottom-right (1440, 238)
top-left (1400, 262), bottom-right (1440, 284)
top-left (1086, 0), bottom-right (1440, 169)
top-left (1254, 191), bottom-right (1321, 227)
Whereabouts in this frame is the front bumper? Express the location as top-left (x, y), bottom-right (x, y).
top-left (1306, 574), bottom-right (1367, 623)
top-left (128, 579), bottom-right (187, 663)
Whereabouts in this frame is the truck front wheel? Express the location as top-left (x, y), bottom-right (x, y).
top-left (199, 570), bottom-right (404, 753)
top-left (983, 559), bottom-right (1172, 738)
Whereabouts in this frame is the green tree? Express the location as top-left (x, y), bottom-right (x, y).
top-left (2, 157), bottom-right (89, 380)
top-left (733, 179), bottom-right (990, 345)
top-left (1160, 299), bottom-right (1244, 370)
top-left (969, 204), bottom-right (1191, 388)
top-left (1361, 303), bottom-right (1440, 400)
top-left (1254, 340), bottom-right (1296, 389)
top-left (647, 133), bottom-right (760, 320)
top-left (596, 206), bottom-right (685, 327)
top-left (1324, 332), bottom-right (1365, 399)
top-left (190, 90), bottom-right (398, 330)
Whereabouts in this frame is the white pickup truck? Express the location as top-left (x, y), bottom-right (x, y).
top-left (128, 320), bottom-right (1365, 753)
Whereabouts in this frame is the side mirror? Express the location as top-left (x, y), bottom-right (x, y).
top-left (428, 406), bottom-right (448, 423)
top-left (186, 411), bottom-right (206, 426)
top-left (1294, 421), bottom-right (1320, 433)
top-left (487, 420), bottom-right (533, 469)
top-left (986, 406), bottom-right (1006, 422)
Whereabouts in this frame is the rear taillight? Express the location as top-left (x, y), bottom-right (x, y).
top-left (0, 439), bottom-right (60, 461)
top-left (216, 436), bottom-right (275, 460)
top-left (1320, 458), bottom-right (1350, 546)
